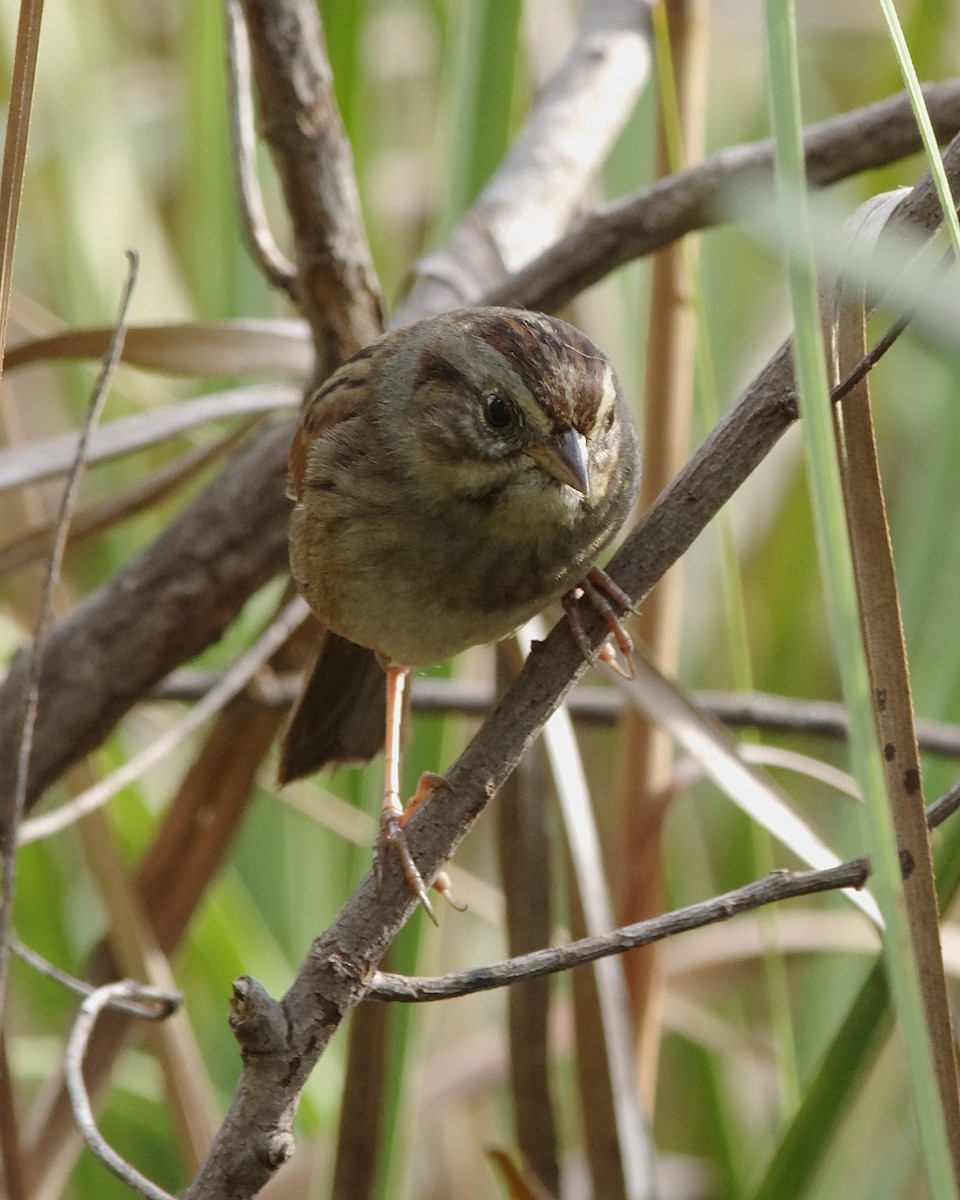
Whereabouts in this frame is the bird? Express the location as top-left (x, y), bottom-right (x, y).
top-left (279, 306), bottom-right (640, 919)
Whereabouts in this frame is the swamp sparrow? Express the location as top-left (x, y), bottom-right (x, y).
top-left (279, 307), bottom-right (640, 918)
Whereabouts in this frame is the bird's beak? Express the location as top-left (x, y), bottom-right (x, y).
top-left (525, 428), bottom-right (590, 497)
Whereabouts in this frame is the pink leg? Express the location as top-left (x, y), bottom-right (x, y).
top-left (377, 664), bottom-right (437, 923)
top-left (377, 671), bottom-right (465, 921)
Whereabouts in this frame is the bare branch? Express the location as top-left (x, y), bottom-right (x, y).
top-left (65, 980), bottom-right (181, 1200)
top-left (369, 865), bottom-right (868, 1003)
top-left (368, 774), bottom-right (960, 1003)
top-left (223, 0), bottom-right (299, 299)
top-left (148, 672), bottom-right (960, 758)
top-left (236, 0), bottom-right (383, 374)
top-left (482, 79), bottom-right (960, 312)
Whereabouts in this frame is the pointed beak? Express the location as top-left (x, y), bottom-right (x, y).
top-left (524, 428), bottom-right (590, 497)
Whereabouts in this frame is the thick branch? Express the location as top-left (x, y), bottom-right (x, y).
top-left (0, 422), bottom-right (292, 809)
top-left (237, 0), bottom-right (383, 372)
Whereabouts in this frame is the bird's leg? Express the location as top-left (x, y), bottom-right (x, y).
top-left (377, 664), bottom-right (437, 923)
top-left (562, 565), bottom-right (636, 677)
top-left (377, 669), bottom-right (465, 922)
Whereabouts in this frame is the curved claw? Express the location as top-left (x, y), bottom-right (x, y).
top-left (378, 810), bottom-right (438, 925)
top-left (376, 773), bottom-right (462, 924)
top-left (562, 566), bottom-right (636, 677)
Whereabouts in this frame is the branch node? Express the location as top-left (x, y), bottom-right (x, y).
top-left (265, 1131), bottom-right (296, 1168)
top-left (229, 975), bottom-right (289, 1058)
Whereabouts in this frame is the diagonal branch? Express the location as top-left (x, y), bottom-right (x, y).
top-left (0, 419), bottom-right (293, 813)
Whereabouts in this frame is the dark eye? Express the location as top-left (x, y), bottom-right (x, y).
top-left (482, 393), bottom-right (514, 430)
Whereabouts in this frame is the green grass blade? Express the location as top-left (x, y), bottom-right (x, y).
top-left (763, 1), bottom-right (956, 1196)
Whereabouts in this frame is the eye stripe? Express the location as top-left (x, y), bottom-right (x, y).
top-left (414, 350), bottom-right (483, 401)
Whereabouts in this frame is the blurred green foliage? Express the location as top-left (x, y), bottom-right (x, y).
top-left (2, 2), bottom-right (960, 1198)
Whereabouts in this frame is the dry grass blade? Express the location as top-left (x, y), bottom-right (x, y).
top-left (617, 647), bottom-right (882, 926)
top-left (827, 192), bottom-right (960, 1175)
top-left (3, 319), bottom-right (311, 377)
top-left (0, 0), bottom-right (43, 383)
top-left (487, 1149), bottom-right (558, 1200)
top-left (739, 744), bottom-right (857, 798)
top-left (0, 385), bottom-right (296, 493)
top-left (517, 621), bottom-right (656, 1200)
top-left (494, 645), bottom-right (558, 1196)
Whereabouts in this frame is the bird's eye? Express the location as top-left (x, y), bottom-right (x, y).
top-left (482, 393), bottom-right (514, 430)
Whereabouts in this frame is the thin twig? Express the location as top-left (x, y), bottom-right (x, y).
top-left (223, 0), bottom-right (299, 299)
top-left (1, 251), bottom-right (139, 1029)
top-left (10, 937), bottom-right (181, 1018)
top-left (145, 672), bottom-right (960, 759)
top-left (369, 864), bottom-right (868, 1002)
top-left (19, 596), bottom-right (310, 845)
top-left (368, 778), bottom-right (960, 1003)
top-left (65, 980), bottom-right (181, 1200)
top-left (830, 244), bottom-right (956, 404)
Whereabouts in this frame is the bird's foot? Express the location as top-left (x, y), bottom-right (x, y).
top-left (562, 566), bottom-right (636, 678)
top-left (376, 772), bottom-right (464, 925)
